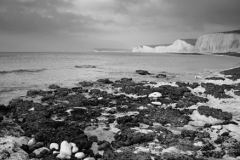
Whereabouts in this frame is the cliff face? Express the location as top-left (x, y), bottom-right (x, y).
top-left (194, 33), bottom-right (240, 53)
top-left (132, 39), bottom-right (196, 53)
top-left (132, 30), bottom-right (240, 54)
top-left (155, 39), bottom-right (195, 53)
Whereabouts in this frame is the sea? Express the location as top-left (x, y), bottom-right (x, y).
top-left (0, 52), bottom-right (240, 105)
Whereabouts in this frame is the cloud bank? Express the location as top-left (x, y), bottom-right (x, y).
top-left (0, 0), bottom-right (240, 51)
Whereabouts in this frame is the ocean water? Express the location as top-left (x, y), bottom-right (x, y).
top-left (0, 52), bottom-right (240, 104)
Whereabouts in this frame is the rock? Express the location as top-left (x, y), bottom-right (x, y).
top-left (120, 78), bottom-right (132, 82)
top-left (75, 65), bottom-right (97, 68)
top-left (56, 153), bottom-right (71, 159)
top-left (198, 106), bottom-right (232, 120)
top-left (33, 147), bottom-right (50, 156)
top-left (69, 142), bottom-right (79, 153)
top-left (28, 138), bottom-right (36, 146)
top-left (75, 152), bottom-right (85, 159)
top-left (50, 143), bottom-right (59, 150)
top-left (156, 74), bottom-right (167, 78)
top-left (88, 136), bottom-right (98, 143)
top-left (83, 157), bottom-right (95, 160)
top-left (60, 141), bottom-right (72, 156)
top-left (221, 67), bottom-right (240, 80)
top-left (98, 141), bottom-right (111, 151)
top-left (0, 138), bottom-right (29, 160)
top-left (53, 151), bottom-right (60, 154)
top-left (136, 70), bottom-right (151, 75)
top-left (97, 78), bottom-right (113, 84)
top-left (0, 116), bottom-right (3, 122)
top-left (201, 83), bottom-right (233, 98)
top-left (206, 77), bottom-right (225, 81)
top-left (79, 81), bottom-right (94, 87)
top-left (151, 102), bottom-right (162, 106)
top-left (148, 92), bottom-right (162, 99)
top-left (49, 84), bottom-right (60, 89)
top-left (13, 136), bottom-right (30, 147)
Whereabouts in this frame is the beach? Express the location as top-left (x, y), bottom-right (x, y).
top-left (1, 53), bottom-right (240, 160)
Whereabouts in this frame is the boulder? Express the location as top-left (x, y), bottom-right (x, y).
top-left (0, 138), bottom-right (29, 160)
top-left (49, 84), bottom-right (60, 89)
top-left (136, 70), bottom-right (151, 75)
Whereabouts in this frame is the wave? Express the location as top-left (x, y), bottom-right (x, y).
top-left (0, 88), bottom-right (17, 94)
top-left (74, 65), bottom-right (97, 68)
top-left (0, 68), bottom-right (46, 74)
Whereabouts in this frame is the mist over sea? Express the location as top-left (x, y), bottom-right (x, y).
top-left (0, 52), bottom-right (240, 104)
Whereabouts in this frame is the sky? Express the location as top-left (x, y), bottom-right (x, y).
top-left (0, 0), bottom-right (240, 52)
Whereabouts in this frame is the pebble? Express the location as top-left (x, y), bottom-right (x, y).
top-left (50, 143), bottom-right (59, 150)
top-left (75, 152), bottom-right (85, 159)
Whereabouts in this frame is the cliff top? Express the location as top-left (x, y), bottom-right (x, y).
top-left (220, 30), bottom-right (240, 34)
top-left (145, 44), bottom-right (171, 48)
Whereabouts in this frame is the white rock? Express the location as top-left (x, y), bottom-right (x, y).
top-left (69, 142), bottom-right (79, 152)
top-left (148, 92), bottom-right (162, 98)
top-left (75, 152), bottom-right (85, 159)
top-left (72, 146), bottom-right (79, 153)
top-left (53, 151), bottom-right (60, 154)
top-left (98, 97), bottom-right (103, 100)
top-left (50, 143), bottom-right (59, 150)
top-left (195, 76), bottom-right (201, 79)
top-left (193, 141), bottom-right (203, 147)
top-left (60, 141), bottom-right (72, 156)
top-left (57, 153), bottom-right (71, 159)
top-left (211, 125), bottom-right (222, 130)
top-left (151, 102), bottom-right (162, 106)
top-left (29, 107), bottom-right (35, 111)
top-left (28, 138), bottom-right (36, 146)
top-left (84, 157), bottom-right (95, 160)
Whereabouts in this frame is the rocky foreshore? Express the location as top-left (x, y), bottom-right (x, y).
top-left (1, 67), bottom-right (240, 160)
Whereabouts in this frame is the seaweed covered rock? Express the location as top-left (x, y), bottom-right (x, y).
top-left (97, 78), bottom-right (113, 84)
top-left (136, 70), bottom-right (152, 75)
top-left (198, 106), bottom-right (232, 120)
top-left (113, 128), bottom-right (155, 148)
top-left (221, 67), bottom-right (240, 80)
top-left (103, 149), bottom-right (152, 160)
top-left (201, 83), bottom-right (234, 98)
top-left (49, 84), bottom-right (60, 89)
top-left (139, 107), bottom-right (190, 127)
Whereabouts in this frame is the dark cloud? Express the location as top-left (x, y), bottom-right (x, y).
top-left (0, 0), bottom-right (239, 51)
top-left (0, 0), bottom-right (95, 34)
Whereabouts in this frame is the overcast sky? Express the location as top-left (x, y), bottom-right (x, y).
top-left (0, 0), bottom-right (240, 52)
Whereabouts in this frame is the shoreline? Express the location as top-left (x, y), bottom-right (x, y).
top-left (1, 67), bottom-right (240, 160)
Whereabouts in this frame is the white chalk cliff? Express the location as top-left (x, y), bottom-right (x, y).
top-left (132, 30), bottom-right (240, 53)
top-left (132, 39), bottom-right (196, 53)
top-left (194, 31), bottom-right (240, 53)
